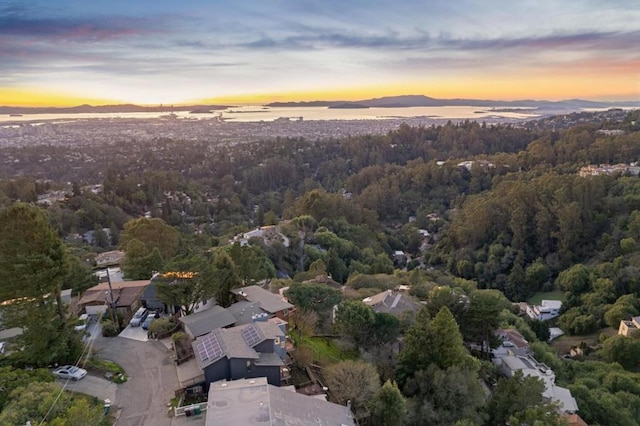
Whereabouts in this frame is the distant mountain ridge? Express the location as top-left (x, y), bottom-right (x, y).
top-left (267, 95), bottom-right (640, 109)
top-left (0, 103), bottom-right (231, 115)
top-left (1, 95), bottom-right (638, 115)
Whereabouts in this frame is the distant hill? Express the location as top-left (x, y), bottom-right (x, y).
top-left (267, 95), bottom-right (640, 109)
top-left (2, 95), bottom-right (638, 115)
top-left (0, 104), bottom-right (232, 115)
top-left (328, 102), bottom-right (370, 109)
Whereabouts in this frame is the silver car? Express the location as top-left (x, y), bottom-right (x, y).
top-left (129, 307), bottom-right (148, 327)
top-left (53, 365), bottom-right (87, 381)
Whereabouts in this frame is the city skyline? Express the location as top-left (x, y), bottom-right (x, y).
top-left (1, 0), bottom-right (639, 106)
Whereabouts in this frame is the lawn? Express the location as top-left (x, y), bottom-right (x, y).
top-left (550, 327), bottom-right (616, 355)
top-left (527, 290), bottom-right (566, 305)
top-left (298, 336), bottom-right (358, 365)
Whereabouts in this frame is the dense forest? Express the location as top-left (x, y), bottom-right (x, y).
top-left (1, 108), bottom-right (640, 425)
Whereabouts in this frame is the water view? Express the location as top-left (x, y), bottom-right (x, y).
top-left (0, 105), bottom-right (539, 125)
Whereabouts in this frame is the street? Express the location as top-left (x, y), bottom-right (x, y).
top-left (93, 334), bottom-right (205, 426)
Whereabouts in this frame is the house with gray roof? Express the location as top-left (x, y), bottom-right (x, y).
top-left (493, 352), bottom-right (578, 413)
top-left (206, 377), bottom-right (355, 426)
top-left (192, 319), bottom-right (287, 387)
top-left (179, 305), bottom-right (238, 339)
top-left (362, 289), bottom-right (422, 317)
top-left (231, 285), bottom-right (295, 322)
top-left (226, 300), bottom-right (265, 325)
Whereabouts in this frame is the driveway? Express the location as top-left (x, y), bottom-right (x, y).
top-left (94, 335), bottom-right (188, 425)
top-left (55, 375), bottom-right (117, 404)
top-left (119, 324), bottom-right (149, 342)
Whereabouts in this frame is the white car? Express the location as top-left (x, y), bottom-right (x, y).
top-left (74, 314), bottom-right (90, 331)
top-left (53, 365), bottom-right (87, 381)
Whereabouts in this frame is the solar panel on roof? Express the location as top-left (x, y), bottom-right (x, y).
top-left (242, 325), bottom-right (261, 347)
top-left (197, 333), bottom-right (224, 362)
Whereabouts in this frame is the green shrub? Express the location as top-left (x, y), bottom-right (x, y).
top-left (148, 318), bottom-right (177, 335)
top-left (101, 320), bottom-right (118, 337)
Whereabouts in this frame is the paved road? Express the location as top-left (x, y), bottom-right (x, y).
top-left (119, 324), bottom-right (149, 342)
top-left (55, 375), bottom-right (117, 403)
top-left (94, 335), bottom-right (181, 425)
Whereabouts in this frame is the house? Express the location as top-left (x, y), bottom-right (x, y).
top-left (205, 377), bottom-right (355, 425)
top-left (95, 250), bottom-right (125, 267)
top-left (180, 305), bottom-right (237, 339)
top-left (231, 286), bottom-right (294, 322)
top-left (192, 319), bottom-right (287, 387)
top-left (227, 301), bottom-right (266, 325)
top-left (564, 413), bottom-right (589, 426)
top-left (493, 353), bottom-right (578, 413)
top-left (526, 300), bottom-right (562, 321)
top-left (496, 328), bottom-right (530, 350)
top-left (618, 315), bottom-right (640, 336)
top-left (362, 290), bottom-right (422, 317)
top-left (77, 280), bottom-right (150, 317)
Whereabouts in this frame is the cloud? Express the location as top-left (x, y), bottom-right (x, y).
top-left (0, 2), bottom-right (163, 42)
top-left (234, 27), bottom-right (640, 54)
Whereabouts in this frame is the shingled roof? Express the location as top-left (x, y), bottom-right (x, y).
top-left (231, 285), bottom-right (293, 314)
top-left (206, 378), bottom-right (354, 426)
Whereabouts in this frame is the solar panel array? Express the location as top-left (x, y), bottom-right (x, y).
top-left (197, 333), bottom-right (224, 363)
top-left (242, 325), bottom-right (261, 347)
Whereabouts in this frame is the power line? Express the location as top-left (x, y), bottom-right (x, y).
top-left (38, 308), bottom-right (107, 426)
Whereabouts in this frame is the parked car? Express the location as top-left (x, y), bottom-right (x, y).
top-left (74, 313), bottom-right (90, 331)
top-left (0, 341), bottom-right (6, 355)
top-left (129, 307), bottom-right (149, 327)
top-left (53, 365), bottom-right (87, 381)
top-left (142, 312), bottom-right (160, 330)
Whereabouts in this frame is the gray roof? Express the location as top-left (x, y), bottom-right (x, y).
top-left (256, 352), bottom-right (284, 367)
top-left (231, 285), bottom-right (294, 314)
top-left (218, 328), bottom-right (260, 360)
top-left (179, 305), bottom-right (237, 337)
top-left (192, 327), bottom-right (261, 370)
top-left (363, 290), bottom-right (421, 316)
top-left (252, 321), bottom-right (284, 340)
top-left (193, 330), bottom-right (227, 370)
top-left (227, 300), bottom-right (266, 325)
top-left (206, 378), bottom-right (355, 426)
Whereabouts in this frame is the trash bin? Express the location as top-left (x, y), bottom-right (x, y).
top-left (194, 406), bottom-right (201, 415)
top-left (185, 409), bottom-right (192, 417)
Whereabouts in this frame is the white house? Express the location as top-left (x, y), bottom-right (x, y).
top-left (526, 300), bottom-right (562, 321)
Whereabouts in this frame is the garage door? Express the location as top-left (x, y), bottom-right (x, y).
top-left (85, 305), bottom-right (108, 315)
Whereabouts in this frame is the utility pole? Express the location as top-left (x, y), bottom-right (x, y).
top-left (106, 268), bottom-right (119, 331)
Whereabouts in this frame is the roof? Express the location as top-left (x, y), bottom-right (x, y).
top-left (206, 378), bottom-right (355, 426)
top-left (251, 320), bottom-right (285, 340)
top-left (496, 354), bottom-right (578, 414)
top-left (179, 305), bottom-right (237, 337)
top-left (193, 330), bottom-right (228, 370)
top-left (78, 280), bottom-right (149, 308)
top-left (85, 280), bottom-right (150, 292)
top-left (362, 290), bottom-right (421, 316)
top-left (496, 328), bottom-right (529, 349)
top-left (255, 351), bottom-right (284, 367)
top-left (549, 385), bottom-right (579, 413)
top-left (541, 300), bottom-right (563, 309)
top-left (117, 286), bottom-right (146, 308)
top-left (227, 300), bottom-right (265, 325)
top-left (565, 413), bottom-right (589, 426)
top-left (231, 285), bottom-right (293, 314)
top-left (218, 328), bottom-right (260, 360)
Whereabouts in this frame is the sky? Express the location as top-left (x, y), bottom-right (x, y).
top-left (1, 0), bottom-right (639, 106)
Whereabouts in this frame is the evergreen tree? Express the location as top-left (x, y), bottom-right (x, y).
top-left (211, 251), bottom-right (241, 307)
top-left (372, 380), bottom-right (407, 426)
